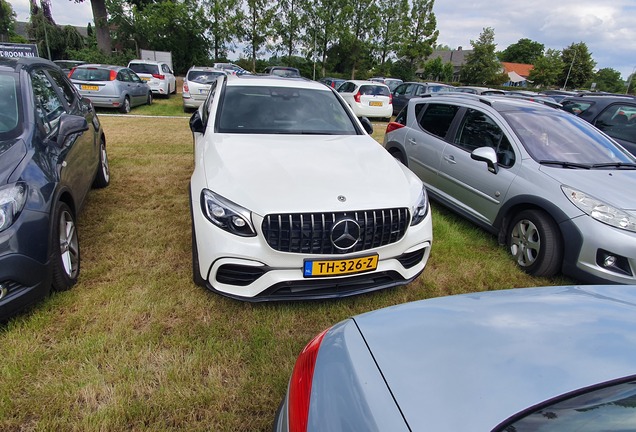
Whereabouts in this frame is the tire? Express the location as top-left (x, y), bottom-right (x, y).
top-left (119, 96), bottom-right (131, 113)
top-left (52, 202), bottom-right (80, 292)
top-left (147, 91), bottom-right (153, 106)
top-left (92, 136), bottom-right (110, 189)
top-left (389, 149), bottom-right (406, 165)
top-left (507, 209), bottom-right (562, 277)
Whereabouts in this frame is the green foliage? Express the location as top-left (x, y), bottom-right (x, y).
top-left (628, 73), bottom-right (636, 95)
top-left (205, 0), bottom-right (244, 60)
top-left (374, 0), bottom-right (409, 70)
top-left (242, 0), bottom-right (277, 72)
top-left (460, 27), bottom-right (501, 85)
top-left (0, 0), bottom-right (16, 41)
top-left (588, 68), bottom-right (625, 93)
top-left (528, 48), bottom-right (564, 87)
top-left (420, 56), bottom-right (452, 82)
top-left (560, 41), bottom-right (596, 89)
top-left (498, 38), bottom-right (544, 64)
top-left (272, 0), bottom-right (309, 59)
top-left (390, 58), bottom-right (416, 81)
top-left (397, 0), bottom-right (438, 68)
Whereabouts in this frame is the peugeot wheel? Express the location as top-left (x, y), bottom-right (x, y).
top-left (507, 209), bottom-right (562, 277)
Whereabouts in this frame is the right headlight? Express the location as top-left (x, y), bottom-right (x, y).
top-left (562, 185), bottom-right (636, 233)
top-left (200, 189), bottom-right (256, 237)
top-left (0, 182), bottom-right (27, 233)
top-left (411, 186), bottom-right (429, 226)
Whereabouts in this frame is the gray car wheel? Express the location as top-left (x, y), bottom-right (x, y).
top-left (508, 209), bottom-right (562, 277)
top-left (119, 96), bottom-right (131, 113)
top-left (147, 91), bottom-right (153, 105)
top-left (52, 202), bottom-right (80, 291)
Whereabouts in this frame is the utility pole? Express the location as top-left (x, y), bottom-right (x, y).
top-left (562, 47), bottom-right (577, 90)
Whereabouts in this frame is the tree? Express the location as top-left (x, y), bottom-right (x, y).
top-left (308, 0), bottom-right (345, 77)
top-left (460, 27), bottom-right (501, 85)
top-left (590, 68), bottom-right (625, 93)
top-left (499, 38), bottom-right (544, 64)
top-left (397, 0), bottom-right (438, 71)
top-left (0, 0), bottom-right (17, 42)
top-left (374, 0), bottom-right (409, 76)
top-left (528, 48), bottom-right (563, 87)
top-left (560, 41), bottom-right (595, 89)
top-left (241, 0), bottom-right (276, 72)
top-left (75, 0), bottom-right (112, 55)
top-left (272, 0), bottom-right (308, 61)
top-left (340, 0), bottom-right (380, 78)
top-left (205, 0), bottom-right (243, 60)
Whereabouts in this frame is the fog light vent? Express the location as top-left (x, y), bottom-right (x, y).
top-left (596, 249), bottom-right (632, 276)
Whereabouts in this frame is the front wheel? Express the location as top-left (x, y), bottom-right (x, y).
top-left (52, 202), bottom-right (80, 291)
top-left (507, 209), bottom-right (562, 277)
top-left (146, 91), bottom-right (153, 106)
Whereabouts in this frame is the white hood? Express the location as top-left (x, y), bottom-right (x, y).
top-left (201, 134), bottom-right (420, 215)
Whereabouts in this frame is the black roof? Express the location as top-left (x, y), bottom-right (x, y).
top-left (0, 56), bottom-right (58, 72)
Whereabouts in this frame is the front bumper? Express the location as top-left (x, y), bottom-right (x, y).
top-left (561, 214), bottom-right (636, 284)
top-left (191, 193), bottom-right (433, 300)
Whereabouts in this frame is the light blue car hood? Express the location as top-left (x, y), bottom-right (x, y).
top-left (353, 286), bottom-right (636, 431)
top-left (539, 165), bottom-right (636, 211)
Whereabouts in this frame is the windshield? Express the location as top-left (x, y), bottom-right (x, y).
top-left (69, 67), bottom-right (112, 81)
top-left (502, 109), bottom-right (635, 165)
top-left (0, 74), bottom-right (21, 139)
top-left (217, 86), bottom-right (358, 135)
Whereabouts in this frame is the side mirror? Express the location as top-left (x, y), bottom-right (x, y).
top-left (55, 113), bottom-right (89, 148)
top-left (471, 147), bottom-right (499, 174)
top-left (189, 110), bottom-right (204, 134)
top-left (358, 116), bottom-right (373, 134)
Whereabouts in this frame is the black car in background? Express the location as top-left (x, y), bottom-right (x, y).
top-left (392, 82), bottom-right (454, 115)
top-left (561, 94), bottom-right (636, 155)
top-left (0, 56), bottom-right (109, 321)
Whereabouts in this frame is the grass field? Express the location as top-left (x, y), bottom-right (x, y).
top-left (0, 92), bottom-right (570, 431)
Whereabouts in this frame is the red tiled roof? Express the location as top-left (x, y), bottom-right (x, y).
top-left (501, 62), bottom-right (533, 77)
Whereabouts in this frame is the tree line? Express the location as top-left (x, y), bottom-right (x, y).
top-left (1, 0), bottom-right (633, 93)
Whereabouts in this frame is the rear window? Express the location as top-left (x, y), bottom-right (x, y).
top-left (217, 86), bottom-right (358, 135)
top-left (187, 70), bottom-right (225, 83)
top-left (359, 85), bottom-right (390, 97)
top-left (129, 63), bottom-right (159, 75)
top-left (69, 67), bottom-right (112, 82)
top-left (270, 68), bottom-right (300, 78)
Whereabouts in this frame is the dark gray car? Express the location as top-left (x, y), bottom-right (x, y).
top-left (392, 81), bottom-right (454, 115)
top-left (384, 93), bottom-right (636, 283)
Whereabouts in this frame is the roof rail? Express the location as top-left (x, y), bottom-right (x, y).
top-left (436, 92), bottom-right (493, 106)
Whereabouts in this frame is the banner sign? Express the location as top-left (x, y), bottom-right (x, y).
top-left (0, 43), bottom-right (40, 58)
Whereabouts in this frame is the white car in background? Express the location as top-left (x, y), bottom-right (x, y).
top-left (337, 80), bottom-right (393, 120)
top-left (182, 66), bottom-right (227, 112)
top-left (188, 74), bottom-right (432, 301)
top-left (127, 59), bottom-right (176, 97)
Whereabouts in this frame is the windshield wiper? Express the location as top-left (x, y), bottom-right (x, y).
top-left (539, 160), bottom-right (592, 169)
top-left (590, 162), bottom-right (636, 169)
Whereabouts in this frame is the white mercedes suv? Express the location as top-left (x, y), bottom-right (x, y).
top-left (189, 74), bottom-right (432, 301)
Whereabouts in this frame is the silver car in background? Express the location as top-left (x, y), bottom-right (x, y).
top-left (384, 93), bottom-right (636, 284)
top-left (182, 66), bottom-right (227, 112)
top-left (274, 285), bottom-right (636, 431)
top-left (69, 64), bottom-right (152, 113)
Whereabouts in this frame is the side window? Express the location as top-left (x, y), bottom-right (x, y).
top-left (31, 69), bottom-right (65, 135)
top-left (594, 104), bottom-right (636, 144)
top-left (118, 70), bottom-right (131, 82)
top-left (394, 84), bottom-right (408, 96)
top-left (129, 70), bottom-right (142, 83)
top-left (46, 68), bottom-right (76, 106)
top-left (561, 100), bottom-right (592, 116)
top-left (414, 85), bottom-right (427, 96)
top-left (418, 103), bottom-right (459, 139)
top-left (455, 108), bottom-right (515, 167)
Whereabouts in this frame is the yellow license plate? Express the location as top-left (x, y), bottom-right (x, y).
top-left (303, 255), bottom-right (378, 277)
top-left (141, 77), bottom-right (150, 81)
top-left (369, 101), bottom-right (383, 107)
top-left (81, 85), bottom-right (99, 91)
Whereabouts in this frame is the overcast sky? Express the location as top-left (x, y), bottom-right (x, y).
top-left (10, 0), bottom-right (636, 80)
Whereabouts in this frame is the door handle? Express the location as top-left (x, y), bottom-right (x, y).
top-left (444, 154), bottom-right (457, 164)
top-left (407, 138), bottom-right (417, 145)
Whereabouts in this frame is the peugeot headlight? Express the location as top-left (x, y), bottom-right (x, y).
top-left (562, 186), bottom-right (636, 233)
top-left (411, 186), bottom-right (429, 226)
top-left (0, 182), bottom-right (27, 233)
top-left (201, 189), bottom-right (256, 237)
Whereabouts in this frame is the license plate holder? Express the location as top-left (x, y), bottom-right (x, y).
top-left (303, 254), bottom-right (378, 278)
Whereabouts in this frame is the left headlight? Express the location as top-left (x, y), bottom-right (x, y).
top-left (562, 186), bottom-right (636, 233)
top-left (411, 186), bottom-right (429, 226)
top-left (200, 189), bottom-right (256, 237)
top-left (0, 182), bottom-right (27, 233)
